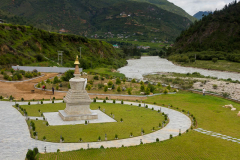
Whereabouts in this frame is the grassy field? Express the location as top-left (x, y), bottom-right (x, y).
top-left (37, 131), bottom-right (240, 160)
top-left (176, 60), bottom-right (240, 73)
top-left (36, 91), bottom-right (240, 159)
top-left (84, 68), bottom-right (125, 78)
top-left (23, 103), bottom-right (165, 142)
top-left (143, 91), bottom-right (240, 138)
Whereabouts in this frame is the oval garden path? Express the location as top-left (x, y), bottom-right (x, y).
top-left (0, 100), bottom-right (191, 160)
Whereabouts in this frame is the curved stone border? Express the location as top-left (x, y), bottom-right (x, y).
top-left (0, 74), bottom-right (45, 83)
top-left (0, 100), bottom-right (191, 160)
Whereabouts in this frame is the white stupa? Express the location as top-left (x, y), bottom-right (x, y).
top-left (58, 56), bottom-right (98, 121)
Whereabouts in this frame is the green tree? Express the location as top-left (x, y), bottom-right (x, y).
top-left (87, 85), bottom-right (92, 90)
top-left (140, 85), bottom-right (145, 91)
top-left (167, 85), bottom-right (171, 90)
top-left (127, 88), bottom-right (132, 95)
top-left (61, 70), bottom-right (74, 81)
top-left (108, 81), bottom-right (113, 88)
top-left (53, 76), bottom-right (59, 84)
top-left (163, 89), bottom-right (169, 94)
top-left (117, 86), bottom-right (121, 92)
top-left (212, 58), bottom-right (218, 63)
top-left (116, 78), bottom-right (121, 85)
top-left (104, 85), bottom-right (108, 92)
top-left (46, 79), bottom-right (51, 83)
top-left (145, 88), bottom-right (150, 95)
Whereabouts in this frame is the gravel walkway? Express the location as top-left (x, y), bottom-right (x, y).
top-left (0, 100), bottom-right (191, 160)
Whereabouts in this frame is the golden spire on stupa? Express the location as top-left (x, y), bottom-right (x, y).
top-left (74, 55), bottom-right (80, 75)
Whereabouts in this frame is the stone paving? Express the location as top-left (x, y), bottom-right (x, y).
top-left (0, 100), bottom-right (191, 160)
top-left (194, 128), bottom-right (240, 144)
top-left (44, 110), bottom-right (116, 126)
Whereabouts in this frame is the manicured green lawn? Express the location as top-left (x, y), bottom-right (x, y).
top-left (17, 103), bottom-right (66, 117)
top-left (25, 103), bottom-right (165, 142)
top-left (144, 91), bottom-right (240, 138)
top-left (37, 131), bottom-right (240, 160)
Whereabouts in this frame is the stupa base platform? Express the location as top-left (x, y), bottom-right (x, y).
top-left (58, 110), bottom-right (98, 121)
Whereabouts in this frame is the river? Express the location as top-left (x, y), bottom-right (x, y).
top-left (118, 56), bottom-right (240, 81)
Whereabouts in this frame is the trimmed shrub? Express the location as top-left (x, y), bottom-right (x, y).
top-left (8, 76), bottom-right (12, 81)
top-left (163, 89), bottom-right (169, 94)
top-left (93, 75), bottom-right (99, 80)
top-left (116, 78), bottom-right (121, 85)
top-left (213, 84), bottom-right (218, 89)
top-left (113, 100), bottom-right (115, 104)
top-left (28, 102), bottom-right (30, 105)
top-left (117, 86), bottom-right (121, 92)
top-left (26, 149), bottom-right (35, 160)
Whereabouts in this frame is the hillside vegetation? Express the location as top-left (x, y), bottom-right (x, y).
top-left (0, 0), bottom-right (193, 41)
top-left (133, 0), bottom-right (196, 22)
top-left (0, 23), bottom-right (127, 69)
top-left (169, 1), bottom-right (240, 63)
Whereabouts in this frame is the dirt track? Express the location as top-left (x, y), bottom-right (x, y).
top-left (0, 73), bottom-right (66, 100)
top-left (0, 73), bottom-right (145, 101)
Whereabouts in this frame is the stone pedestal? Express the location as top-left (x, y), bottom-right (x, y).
top-left (59, 74), bottom-right (98, 121)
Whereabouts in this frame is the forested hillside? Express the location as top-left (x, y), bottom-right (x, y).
top-left (0, 0), bottom-right (193, 41)
top-left (169, 1), bottom-right (240, 63)
top-left (0, 24), bottom-right (127, 69)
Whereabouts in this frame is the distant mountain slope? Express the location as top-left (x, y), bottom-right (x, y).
top-left (133, 0), bottom-right (196, 22)
top-left (0, 9), bottom-right (55, 32)
top-left (193, 11), bottom-right (212, 20)
top-left (169, 1), bottom-right (240, 62)
top-left (0, 23), bottom-right (126, 68)
top-left (0, 0), bottom-right (192, 41)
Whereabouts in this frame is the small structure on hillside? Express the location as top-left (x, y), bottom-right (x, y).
top-left (59, 56), bottom-right (98, 121)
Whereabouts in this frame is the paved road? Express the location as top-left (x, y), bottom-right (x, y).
top-left (0, 100), bottom-right (191, 160)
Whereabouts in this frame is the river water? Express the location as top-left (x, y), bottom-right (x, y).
top-left (118, 56), bottom-right (240, 81)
